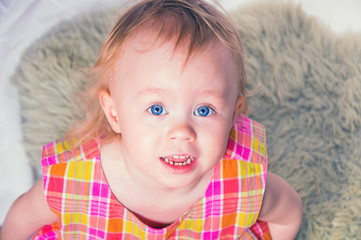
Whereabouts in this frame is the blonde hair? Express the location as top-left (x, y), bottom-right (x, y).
top-left (67, 0), bottom-right (248, 144)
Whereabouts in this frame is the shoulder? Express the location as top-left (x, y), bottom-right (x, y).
top-left (224, 115), bottom-right (267, 166)
top-left (41, 138), bottom-right (101, 167)
top-left (258, 172), bottom-right (303, 238)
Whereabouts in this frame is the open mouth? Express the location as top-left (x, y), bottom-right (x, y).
top-left (160, 155), bottom-right (195, 166)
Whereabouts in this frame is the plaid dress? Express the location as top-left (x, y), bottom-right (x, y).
top-left (33, 116), bottom-right (271, 239)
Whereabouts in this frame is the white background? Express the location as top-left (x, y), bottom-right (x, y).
top-left (0, 0), bottom-right (360, 224)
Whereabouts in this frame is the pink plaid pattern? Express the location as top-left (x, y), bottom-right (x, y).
top-left (33, 116), bottom-right (271, 239)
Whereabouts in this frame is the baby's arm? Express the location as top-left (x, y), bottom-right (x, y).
top-left (0, 178), bottom-right (58, 240)
top-left (258, 172), bottom-right (303, 240)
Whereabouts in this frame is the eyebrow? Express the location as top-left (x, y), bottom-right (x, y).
top-left (136, 88), bottom-right (167, 98)
top-left (199, 89), bottom-right (227, 98)
top-left (136, 87), bottom-right (228, 104)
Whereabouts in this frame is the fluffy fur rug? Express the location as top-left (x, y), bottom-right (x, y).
top-left (11, 1), bottom-right (361, 239)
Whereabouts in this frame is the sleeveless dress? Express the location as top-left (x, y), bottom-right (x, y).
top-left (33, 116), bottom-right (271, 239)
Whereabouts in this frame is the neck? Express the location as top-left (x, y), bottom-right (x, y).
top-left (100, 140), bottom-right (216, 228)
top-left (124, 157), bottom-right (213, 203)
top-left (101, 139), bottom-right (214, 203)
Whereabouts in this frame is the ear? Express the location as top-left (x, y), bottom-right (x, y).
top-left (99, 90), bottom-right (121, 133)
top-left (232, 95), bottom-right (245, 125)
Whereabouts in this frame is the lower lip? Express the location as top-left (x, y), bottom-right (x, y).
top-left (160, 158), bottom-right (197, 174)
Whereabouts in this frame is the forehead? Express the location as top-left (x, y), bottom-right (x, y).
top-left (116, 28), bottom-right (236, 74)
top-left (110, 31), bottom-right (238, 99)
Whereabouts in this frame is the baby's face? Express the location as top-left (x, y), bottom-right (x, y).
top-left (104, 32), bottom-right (242, 189)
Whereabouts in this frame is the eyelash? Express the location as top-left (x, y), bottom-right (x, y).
top-left (146, 103), bottom-right (216, 117)
top-left (147, 103), bottom-right (167, 116)
top-left (194, 105), bottom-right (215, 117)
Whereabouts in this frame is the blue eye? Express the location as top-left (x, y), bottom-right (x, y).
top-left (148, 104), bottom-right (167, 116)
top-left (194, 106), bottom-right (214, 117)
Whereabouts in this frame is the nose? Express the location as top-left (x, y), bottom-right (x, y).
top-left (166, 122), bottom-right (196, 142)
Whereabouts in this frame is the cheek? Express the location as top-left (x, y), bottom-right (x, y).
top-left (120, 123), bottom-right (160, 154)
top-left (201, 123), bottom-right (232, 156)
top-left (115, 103), bottom-right (144, 134)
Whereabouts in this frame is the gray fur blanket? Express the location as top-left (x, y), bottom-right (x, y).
top-left (11, 1), bottom-right (361, 239)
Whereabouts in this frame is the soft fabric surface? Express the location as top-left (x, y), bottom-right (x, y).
top-left (11, 1), bottom-right (361, 239)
